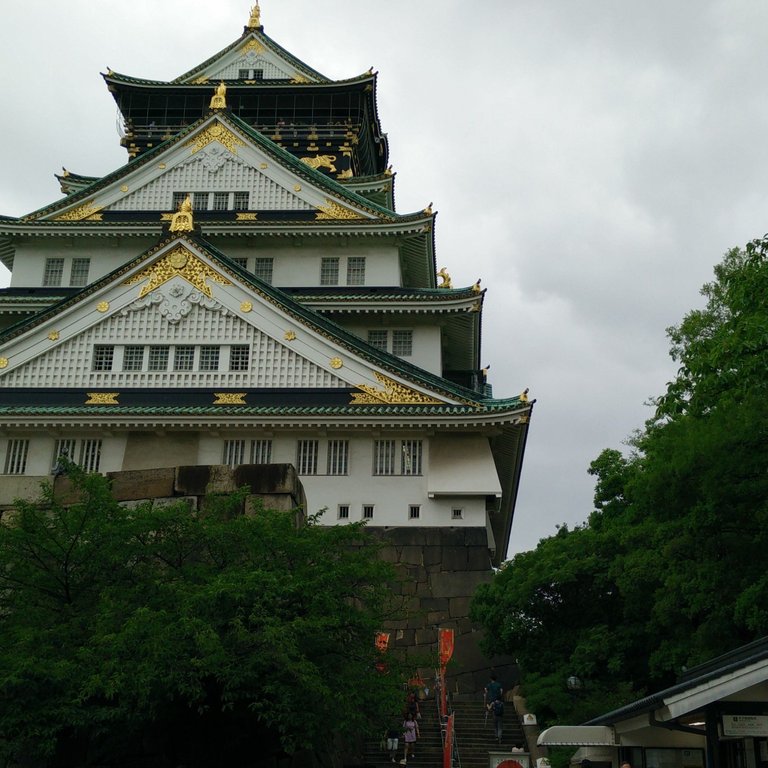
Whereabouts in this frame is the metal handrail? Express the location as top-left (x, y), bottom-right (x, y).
top-left (436, 678), bottom-right (461, 768)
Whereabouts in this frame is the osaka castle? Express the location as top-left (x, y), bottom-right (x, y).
top-left (0, 5), bottom-right (532, 567)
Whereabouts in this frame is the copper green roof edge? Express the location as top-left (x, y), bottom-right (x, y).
top-left (290, 287), bottom-right (484, 302)
top-left (168, 29), bottom-right (330, 85)
top-left (0, 231), bottom-right (477, 407)
top-left (18, 111), bottom-right (407, 224)
top-left (0, 400), bottom-right (528, 417)
top-left (55, 172), bottom-right (98, 184)
top-left (105, 71), bottom-right (376, 88)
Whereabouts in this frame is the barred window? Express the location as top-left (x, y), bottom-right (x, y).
top-left (320, 257), bottom-right (339, 286)
top-left (230, 345), bottom-right (250, 371)
top-left (452, 508), bottom-right (464, 520)
top-left (231, 257), bottom-right (248, 269)
top-left (93, 345), bottom-right (114, 372)
top-left (233, 192), bottom-right (249, 210)
top-left (174, 345), bottom-right (195, 371)
top-left (337, 504), bottom-right (350, 520)
top-left (212, 192), bottom-right (229, 211)
top-left (121, 346), bottom-right (142, 371)
top-left (327, 440), bottom-right (349, 475)
top-left (223, 439), bottom-right (246, 468)
top-left (346, 257), bottom-right (366, 285)
top-left (392, 330), bottom-right (413, 357)
top-left (408, 505), bottom-right (421, 520)
top-left (238, 69), bottom-right (250, 79)
top-left (373, 440), bottom-right (396, 476)
top-left (367, 331), bottom-right (388, 352)
top-left (70, 258), bottom-right (90, 287)
top-left (253, 257), bottom-right (273, 283)
top-left (297, 440), bottom-right (318, 475)
top-left (253, 69), bottom-right (264, 80)
top-left (4, 439), bottom-right (29, 475)
top-left (363, 504), bottom-right (375, 520)
top-left (43, 257), bottom-right (64, 287)
top-left (250, 439), bottom-right (272, 464)
top-left (192, 193), bottom-right (209, 211)
top-left (53, 439), bottom-right (78, 470)
top-left (200, 346), bottom-right (220, 371)
top-left (401, 440), bottom-right (423, 475)
top-left (148, 346), bottom-right (169, 371)
top-left (79, 439), bottom-right (102, 473)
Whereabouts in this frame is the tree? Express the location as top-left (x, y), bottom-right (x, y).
top-left (0, 468), bottom-right (405, 767)
top-left (472, 236), bottom-right (768, 725)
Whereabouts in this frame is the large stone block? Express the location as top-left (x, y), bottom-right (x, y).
top-left (449, 596), bottom-right (473, 618)
top-left (467, 546), bottom-right (493, 571)
top-left (107, 467), bottom-right (176, 501)
top-left (422, 546), bottom-right (444, 567)
top-left (441, 546), bottom-right (469, 571)
top-left (400, 546), bottom-right (423, 566)
top-left (430, 571), bottom-right (490, 599)
top-left (175, 465), bottom-right (212, 496)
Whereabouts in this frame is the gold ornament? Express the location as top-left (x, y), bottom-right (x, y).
top-left (185, 122), bottom-right (245, 155)
top-left (240, 301), bottom-right (253, 312)
top-left (247, 2), bottom-right (261, 28)
top-left (315, 199), bottom-right (361, 220)
top-left (85, 392), bottom-right (120, 405)
top-left (350, 373), bottom-right (443, 405)
top-left (54, 199), bottom-right (103, 221)
top-left (48, 330), bottom-right (60, 341)
top-left (120, 185), bottom-right (129, 193)
top-left (213, 392), bottom-right (247, 405)
top-left (169, 195), bottom-right (194, 233)
top-left (284, 330), bottom-right (297, 341)
top-left (330, 357), bottom-right (343, 369)
top-left (241, 39), bottom-right (265, 56)
top-left (235, 213), bottom-right (258, 221)
top-left (124, 246), bottom-right (231, 299)
top-left (97, 301), bottom-right (110, 313)
top-left (0, 357), bottom-right (8, 369)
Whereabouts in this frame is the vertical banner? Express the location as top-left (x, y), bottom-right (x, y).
top-left (375, 632), bottom-right (390, 673)
top-left (438, 628), bottom-right (455, 717)
top-left (443, 712), bottom-right (454, 768)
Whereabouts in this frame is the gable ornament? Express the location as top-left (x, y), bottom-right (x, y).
top-left (209, 81), bottom-right (227, 110)
top-left (169, 195), bottom-right (194, 232)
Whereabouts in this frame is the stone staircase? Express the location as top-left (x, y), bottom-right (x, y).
top-left (362, 697), bottom-right (528, 768)
top-left (449, 698), bottom-right (528, 768)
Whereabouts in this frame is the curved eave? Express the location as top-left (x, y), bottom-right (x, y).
top-left (104, 72), bottom-right (377, 90)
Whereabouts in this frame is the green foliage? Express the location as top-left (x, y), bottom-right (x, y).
top-left (0, 469), bottom-right (405, 766)
top-left (472, 236), bottom-right (768, 725)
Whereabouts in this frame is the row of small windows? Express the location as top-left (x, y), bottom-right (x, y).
top-left (93, 344), bottom-right (251, 372)
top-left (367, 330), bottom-right (413, 357)
top-left (173, 191), bottom-right (250, 212)
top-left (222, 438), bottom-right (423, 476)
top-left (43, 257), bottom-right (90, 287)
top-left (320, 256), bottom-right (365, 286)
top-left (3, 438), bottom-right (102, 475)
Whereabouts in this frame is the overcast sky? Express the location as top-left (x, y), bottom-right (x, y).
top-left (1, 1), bottom-right (766, 555)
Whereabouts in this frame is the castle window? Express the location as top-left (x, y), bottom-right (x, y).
top-left (4, 439), bottom-right (29, 475)
top-left (337, 504), bottom-right (350, 520)
top-left (253, 257), bottom-right (273, 283)
top-left (233, 192), bottom-right (249, 210)
top-left (79, 440), bottom-right (102, 473)
top-left (363, 504), bottom-right (375, 520)
top-left (148, 346), bottom-right (169, 371)
top-left (250, 439), bottom-right (272, 464)
top-left (70, 258), bottom-right (91, 287)
top-left (238, 69), bottom-right (250, 79)
top-left (346, 257), bottom-right (366, 285)
top-left (367, 331), bottom-right (388, 352)
top-left (452, 508), bottom-right (464, 520)
top-left (229, 345), bottom-right (250, 371)
top-left (192, 193), bottom-right (209, 211)
top-left (320, 257), bottom-right (339, 286)
top-left (401, 440), bottom-right (423, 475)
top-left (297, 440), bottom-right (318, 475)
top-left (52, 439), bottom-right (78, 470)
top-left (392, 330), bottom-right (413, 357)
top-left (174, 345), bottom-right (195, 371)
top-left (93, 345), bottom-right (114, 372)
top-left (123, 346), bottom-right (144, 371)
top-left (373, 440), bottom-right (396, 475)
top-left (327, 440), bottom-right (349, 475)
top-left (212, 192), bottom-right (229, 211)
top-left (43, 258), bottom-right (65, 287)
top-left (200, 346), bottom-right (220, 371)
top-left (408, 505), bottom-right (421, 520)
top-left (172, 192), bottom-right (188, 209)
top-left (223, 439), bottom-right (246, 468)
top-left (231, 257), bottom-right (248, 269)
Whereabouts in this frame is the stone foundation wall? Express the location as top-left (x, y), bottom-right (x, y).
top-left (0, 464), bottom-right (515, 696)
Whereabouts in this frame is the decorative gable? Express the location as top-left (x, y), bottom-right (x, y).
top-left (36, 117), bottom-right (379, 221)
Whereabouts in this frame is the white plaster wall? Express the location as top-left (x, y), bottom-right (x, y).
top-left (10, 238), bottom-right (156, 288)
top-left (344, 323), bottom-right (442, 375)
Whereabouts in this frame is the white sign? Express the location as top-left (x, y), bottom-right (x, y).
top-left (722, 715), bottom-right (768, 737)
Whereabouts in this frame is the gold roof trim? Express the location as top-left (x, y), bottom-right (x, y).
top-left (316, 199), bottom-right (363, 220)
top-left (54, 199), bottom-right (104, 222)
top-left (124, 245), bottom-right (231, 299)
top-left (350, 373), bottom-right (443, 406)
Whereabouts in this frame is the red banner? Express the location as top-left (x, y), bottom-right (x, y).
top-left (443, 712), bottom-right (454, 768)
top-left (375, 632), bottom-right (390, 672)
top-left (439, 628), bottom-right (455, 667)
